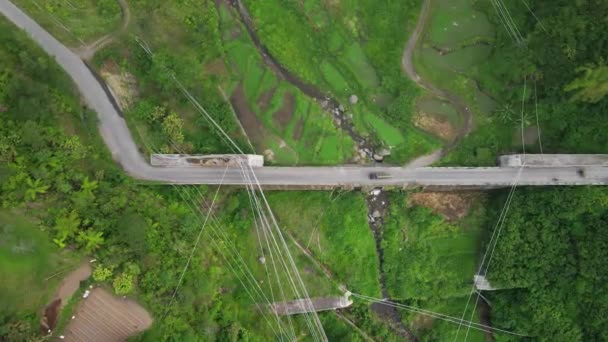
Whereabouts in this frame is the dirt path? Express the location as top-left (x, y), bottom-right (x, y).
top-left (75, 0), bottom-right (131, 60)
top-left (402, 0), bottom-right (474, 167)
top-left (41, 261), bottom-right (92, 332)
top-left (228, 0), bottom-right (377, 161)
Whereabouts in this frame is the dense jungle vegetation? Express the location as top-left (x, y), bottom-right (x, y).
top-left (469, 1), bottom-right (608, 340)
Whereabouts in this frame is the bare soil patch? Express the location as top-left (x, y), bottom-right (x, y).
top-left (41, 261), bottom-right (92, 331)
top-left (230, 83), bottom-right (266, 150)
top-left (55, 262), bottom-right (92, 306)
top-left (100, 61), bottom-right (138, 110)
top-left (370, 93), bottom-right (393, 108)
top-left (273, 92), bottom-right (295, 129)
top-left (62, 288), bottom-right (152, 342)
top-left (413, 111), bottom-right (456, 141)
top-left (292, 119), bottom-right (304, 140)
top-left (408, 192), bottom-right (479, 221)
top-left (411, 313), bottom-right (435, 332)
top-left (257, 86), bottom-right (276, 112)
top-left (42, 299), bottom-right (61, 333)
top-left (204, 58), bottom-right (228, 76)
top-left (513, 126), bottom-right (540, 146)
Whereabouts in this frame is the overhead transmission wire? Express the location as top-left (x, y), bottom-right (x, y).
top-left (534, 80), bottom-right (543, 154)
top-left (491, 0), bottom-right (524, 45)
top-left (236, 163), bottom-right (300, 338)
top-left (452, 166), bottom-right (525, 342)
top-left (172, 75), bottom-right (324, 341)
top-left (170, 65), bottom-right (327, 342)
top-left (184, 165), bottom-right (302, 340)
top-left (454, 79), bottom-right (530, 341)
top-left (27, 0), bottom-right (85, 45)
top-left (519, 0), bottom-right (548, 34)
top-left (176, 181), bottom-right (293, 340)
top-left (497, 0), bottom-right (525, 43)
top-left (135, 37), bottom-right (326, 341)
top-left (350, 293), bottom-right (526, 337)
top-left (460, 3), bottom-right (549, 339)
top-left (520, 76), bottom-right (527, 156)
top-left (15, 9), bottom-right (288, 337)
top-left (462, 167), bottom-right (524, 341)
top-left (137, 134), bottom-right (289, 340)
top-left (164, 164), bottom-right (230, 310)
top-left (129, 84), bottom-right (292, 338)
top-left (143, 100), bottom-right (298, 339)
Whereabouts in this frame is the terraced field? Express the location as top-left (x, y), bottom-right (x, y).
top-left (63, 288), bottom-right (152, 342)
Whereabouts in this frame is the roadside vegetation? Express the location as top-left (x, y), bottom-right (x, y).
top-left (90, 0), bottom-right (249, 159)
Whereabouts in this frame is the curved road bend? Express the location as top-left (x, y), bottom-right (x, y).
top-left (2, 0), bottom-right (608, 187)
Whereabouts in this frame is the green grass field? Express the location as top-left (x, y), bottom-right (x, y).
top-left (0, 210), bottom-right (78, 331)
top-left (425, 0), bottom-right (493, 49)
top-left (11, 0), bottom-right (122, 45)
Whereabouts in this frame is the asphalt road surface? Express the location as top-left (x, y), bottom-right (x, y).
top-left (2, 0), bottom-right (607, 187)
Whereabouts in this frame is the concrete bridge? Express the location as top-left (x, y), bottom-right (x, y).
top-left (3, 1), bottom-right (608, 189)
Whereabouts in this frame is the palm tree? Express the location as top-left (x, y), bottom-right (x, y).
top-left (25, 178), bottom-right (49, 201)
top-left (76, 230), bottom-right (105, 252)
top-left (80, 176), bottom-right (98, 197)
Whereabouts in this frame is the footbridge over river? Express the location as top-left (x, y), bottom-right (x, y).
top-left (3, 1), bottom-right (608, 189)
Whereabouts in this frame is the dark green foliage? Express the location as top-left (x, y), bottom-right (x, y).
top-left (485, 187), bottom-right (608, 340)
top-left (457, 0), bottom-right (608, 162)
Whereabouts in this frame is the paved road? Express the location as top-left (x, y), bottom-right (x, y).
top-left (2, 0), bottom-right (608, 187)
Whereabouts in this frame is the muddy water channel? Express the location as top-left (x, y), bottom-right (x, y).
top-left (228, 0), bottom-right (377, 161)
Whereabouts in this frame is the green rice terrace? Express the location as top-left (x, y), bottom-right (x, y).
top-left (2, 0), bottom-right (608, 341)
